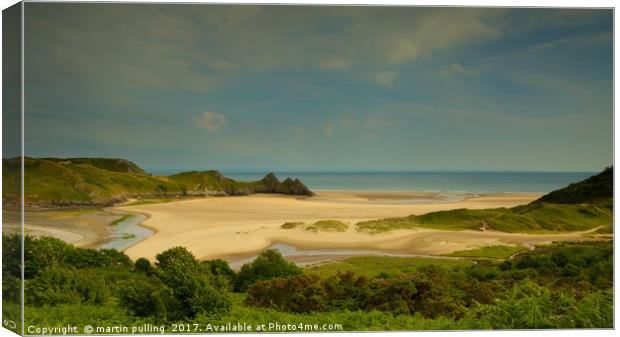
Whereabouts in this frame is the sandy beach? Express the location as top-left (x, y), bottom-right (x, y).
top-left (112, 190), bottom-right (595, 262)
top-left (10, 191), bottom-right (604, 262)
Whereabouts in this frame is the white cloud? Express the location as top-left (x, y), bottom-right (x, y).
top-left (194, 111), bottom-right (227, 132)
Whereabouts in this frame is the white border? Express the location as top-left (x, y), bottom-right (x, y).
top-left (0, 1), bottom-right (617, 337)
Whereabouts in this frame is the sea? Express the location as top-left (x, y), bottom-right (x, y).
top-left (149, 170), bottom-right (595, 194)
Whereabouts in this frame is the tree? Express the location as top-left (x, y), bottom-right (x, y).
top-left (155, 247), bottom-right (230, 319)
top-left (118, 277), bottom-right (169, 319)
top-left (246, 274), bottom-right (326, 313)
top-left (26, 267), bottom-right (109, 306)
top-left (134, 257), bottom-right (154, 275)
top-left (234, 249), bottom-right (302, 292)
top-left (202, 259), bottom-right (236, 290)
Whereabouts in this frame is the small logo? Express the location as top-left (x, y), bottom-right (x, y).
top-left (3, 320), bottom-right (16, 329)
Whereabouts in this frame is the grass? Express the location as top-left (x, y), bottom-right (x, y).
top-left (280, 220), bottom-right (349, 232)
top-left (306, 220), bottom-right (348, 232)
top-left (356, 216), bottom-right (420, 234)
top-left (196, 292), bottom-right (471, 331)
top-left (123, 198), bottom-right (178, 206)
top-left (306, 256), bottom-right (473, 278)
top-left (109, 214), bottom-right (132, 226)
top-left (536, 167), bottom-right (612, 204)
top-left (444, 245), bottom-right (527, 259)
top-left (281, 222), bottom-right (306, 229)
top-left (6, 157), bottom-right (312, 206)
top-left (355, 203), bottom-right (612, 234)
top-left (50, 208), bottom-right (101, 217)
top-left (21, 294), bottom-right (472, 332)
top-left (120, 233), bottom-right (136, 240)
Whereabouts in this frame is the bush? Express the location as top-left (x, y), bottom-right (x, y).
top-left (17, 235), bottom-right (133, 279)
top-left (26, 267), bottom-right (110, 306)
top-left (361, 274), bottom-right (419, 315)
top-left (281, 222), bottom-right (305, 229)
top-left (306, 220), bottom-right (348, 232)
top-left (134, 257), bottom-right (154, 275)
top-left (203, 259), bottom-right (236, 290)
top-left (568, 290), bottom-right (613, 328)
top-left (234, 249), bottom-right (302, 292)
top-left (247, 274), bottom-right (326, 313)
top-left (155, 247), bottom-right (231, 319)
top-left (322, 271), bottom-right (368, 310)
top-left (118, 277), bottom-right (170, 319)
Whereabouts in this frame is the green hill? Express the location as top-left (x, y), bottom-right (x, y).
top-left (41, 158), bottom-right (147, 175)
top-left (2, 157), bottom-right (313, 208)
top-left (356, 167), bottom-right (613, 234)
top-left (535, 167), bottom-right (612, 204)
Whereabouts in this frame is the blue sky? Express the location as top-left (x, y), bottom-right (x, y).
top-left (22, 4), bottom-right (613, 172)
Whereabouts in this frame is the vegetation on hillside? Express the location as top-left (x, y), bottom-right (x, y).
top-left (281, 222), bottom-right (306, 229)
top-left (356, 203), bottom-right (612, 234)
top-left (281, 220), bottom-right (349, 232)
top-left (536, 167), bottom-right (612, 204)
top-left (444, 245), bottom-right (527, 259)
top-left (306, 220), bottom-right (349, 232)
top-left (2, 234), bottom-right (613, 332)
top-left (2, 157), bottom-right (313, 207)
top-left (356, 167), bottom-right (613, 234)
top-left (42, 158), bottom-right (147, 175)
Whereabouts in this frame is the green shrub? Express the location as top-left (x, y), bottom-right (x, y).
top-left (281, 222), bottom-right (306, 229)
top-left (117, 277), bottom-right (170, 319)
top-left (247, 274), bottom-right (326, 313)
top-left (155, 247), bottom-right (231, 319)
top-left (202, 259), bottom-right (237, 290)
top-left (26, 267), bottom-right (110, 306)
top-left (134, 257), bottom-right (154, 275)
top-left (306, 220), bottom-right (348, 232)
top-left (234, 249), bottom-right (302, 292)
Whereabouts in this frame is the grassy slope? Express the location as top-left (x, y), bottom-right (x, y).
top-left (307, 256), bottom-right (472, 278)
top-left (536, 167), bottom-right (612, 204)
top-left (15, 158), bottom-right (180, 205)
top-left (280, 220), bottom-right (349, 232)
top-left (42, 158), bottom-right (147, 175)
top-left (356, 168), bottom-right (613, 234)
top-left (306, 220), bottom-right (349, 232)
top-left (444, 245), bottom-right (526, 259)
top-left (168, 170), bottom-right (261, 195)
top-left (3, 157), bottom-right (311, 206)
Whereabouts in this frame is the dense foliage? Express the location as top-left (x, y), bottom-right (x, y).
top-left (246, 242), bottom-right (613, 328)
top-left (3, 235), bottom-right (230, 322)
top-left (234, 249), bottom-right (302, 292)
top-left (536, 167), bottom-right (613, 204)
top-left (3, 234), bottom-right (613, 332)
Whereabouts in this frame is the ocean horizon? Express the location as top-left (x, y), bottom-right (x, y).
top-left (146, 170), bottom-right (596, 194)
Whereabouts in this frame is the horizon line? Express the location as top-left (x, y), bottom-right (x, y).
top-left (145, 168), bottom-right (601, 174)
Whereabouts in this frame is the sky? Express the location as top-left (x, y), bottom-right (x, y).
top-left (20, 4), bottom-right (613, 172)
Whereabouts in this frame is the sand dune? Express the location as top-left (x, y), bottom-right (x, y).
top-left (114, 191), bottom-right (588, 261)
